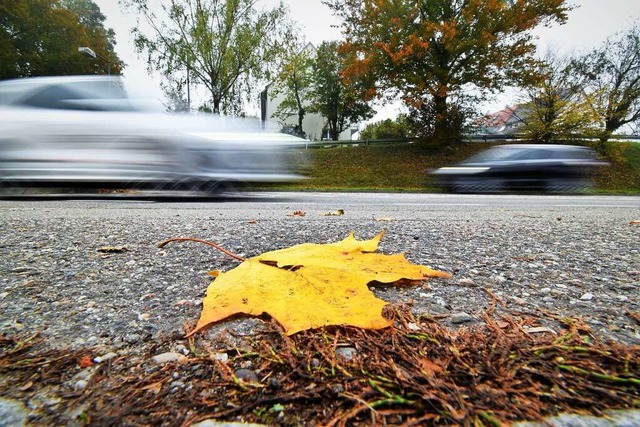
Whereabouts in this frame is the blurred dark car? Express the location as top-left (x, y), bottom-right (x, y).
top-left (0, 75), bottom-right (306, 194)
top-left (429, 144), bottom-right (608, 193)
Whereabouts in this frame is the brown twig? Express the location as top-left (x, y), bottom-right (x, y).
top-left (157, 237), bottom-right (246, 262)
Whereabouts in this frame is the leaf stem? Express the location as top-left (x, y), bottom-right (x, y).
top-left (158, 237), bottom-right (246, 261)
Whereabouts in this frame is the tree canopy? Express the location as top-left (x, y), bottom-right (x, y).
top-left (269, 34), bottom-right (314, 137)
top-left (127, 0), bottom-right (292, 115)
top-left (571, 24), bottom-right (640, 148)
top-left (323, 0), bottom-right (571, 145)
top-left (0, 0), bottom-right (122, 79)
top-left (309, 41), bottom-right (375, 141)
top-left (518, 51), bottom-right (594, 143)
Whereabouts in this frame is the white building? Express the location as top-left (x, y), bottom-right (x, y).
top-left (260, 43), bottom-right (355, 141)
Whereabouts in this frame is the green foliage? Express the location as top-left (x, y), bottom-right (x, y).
top-left (127, 0), bottom-right (292, 115)
top-left (0, 0), bottom-right (122, 79)
top-left (405, 97), bottom-right (476, 146)
top-left (323, 0), bottom-right (572, 146)
top-left (275, 141), bottom-right (640, 194)
top-left (519, 51), bottom-right (595, 142)
top-left (270, 35), bottom-right (314, 137)
top-left (360, 116), bottom-right (410, 140)
top-left (593, 142), bottom-right (640, 192)
top-left (571, 23), bottom-right (640, 149)
top-left (309, 41), bottom-right (375, 141)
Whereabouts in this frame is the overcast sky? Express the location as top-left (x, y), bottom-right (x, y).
top-left (94, 0), bottom-right (640, 117)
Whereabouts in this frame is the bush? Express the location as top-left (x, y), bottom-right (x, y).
top-left (360, 117), bottom-right (410, 140)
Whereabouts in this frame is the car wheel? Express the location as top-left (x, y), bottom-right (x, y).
top-left (546, 178), bottom-right (590, 194)
top-left (452, 178), bottom-right (504, 193)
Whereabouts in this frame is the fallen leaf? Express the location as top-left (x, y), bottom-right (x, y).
top-left (192, 231), bottom-right (452, 336)
top-left (287, 210), bottom-right (306, 217)
top-left (630, 220), bottom-right (640, 225)
top-left (97, 246), bottom-right (128, 253)
top-left (78, 355), bottom-right (94, 368)
top-left (374, 216), bottom-right (394, 222)
top-left (141, 381), bottom-right (163, 394)
top-left (19, 381), bottom-right (34, 391)
top-left (322, 209), bottom-right (345, 216)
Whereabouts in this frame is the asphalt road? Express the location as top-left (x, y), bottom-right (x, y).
top-left (1, 192), bottom-right (639, 220)
top-left (1, 191), bottom-right (639, 425)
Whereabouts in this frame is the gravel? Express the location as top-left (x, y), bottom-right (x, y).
top-left (0, 195), bottom-right (639, 424)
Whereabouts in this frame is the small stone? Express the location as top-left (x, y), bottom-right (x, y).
top-left (169, 381), bottom-right (185, 389)
top-left (152, 352), bottom-right (186, 364)
top-left (451, 312), bottom-right (474, 324)
top-left (75, 380), bottom-right (88, 391)
top-left (0, 398), bottom-right (28, 426)
top-left (234, 369), bottom-right (259, 383)
top-left (407, 322), bottom-right (421, 331)
top-left (457, 278), bottom-right (475, 286)
top-left (331, 384), bottom-right (345, 395)
top-left (125, 334), bottom-right (141, 344)
top-left (213, 352), bottom-right (228, 363)
top-left (93, 352), bottom-right (117, 363)
top-left (580, 293), bottom-right (594, 301)
top-left (540, 287), bottom-right (552, 294)
top-left (335, 347), bottom-right (357, 361)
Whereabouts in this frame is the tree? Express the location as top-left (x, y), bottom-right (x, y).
top-left (323, 0), bottom-right (571, 146)
top-left (360, 116), bottom-right (410, 140)
top-left (404, 95), bottom-right (476, 143)
top-left (310, 41), bottom-right (374, 141)
top-left (518, 51), bottom-right (594, 142)
top-left (0, 0), bottom-right (121, 79)
top-left (571, 24), bottom-right (640, 149)
top-left (126, 0), bottom-right (291, 115)
top-left (269, 34), bottom-right (314, 137)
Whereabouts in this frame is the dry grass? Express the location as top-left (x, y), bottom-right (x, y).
top-left (1, 307), bottom-right (638, 426)
top-left (273, 141), bottom-right (640, 193)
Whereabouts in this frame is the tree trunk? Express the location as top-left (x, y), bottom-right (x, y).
top-left (297, 107), bottom-right (305, 135)
top-left (331, 120), bottom-right (339, 141)
top-left (213, 96), bottom-right (221, 115)
top-left (432, 93), bottom-right (449, 147)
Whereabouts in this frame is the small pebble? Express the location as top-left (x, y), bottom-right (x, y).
top-left (152, 352), bottom-right (185, 364)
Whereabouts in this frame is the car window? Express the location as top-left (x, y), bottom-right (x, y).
top-left (20, 85), bottom-right (91, 110)
top-left (19, 83), bottom-right (134, 111)
top-left (550, 148), bottom-right (595, 160)
top-left (510, 149), bottom-right (552, 160)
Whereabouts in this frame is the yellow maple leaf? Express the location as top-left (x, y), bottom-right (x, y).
top-left (191, 231), bottom-right (452, 336)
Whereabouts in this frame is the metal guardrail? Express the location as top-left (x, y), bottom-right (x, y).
top-left (304, 134), bottom-right (640, 148)
top-left (304, 138), bottom-right (411, 148)
top-left (464, 134), bottom-right (640, 142)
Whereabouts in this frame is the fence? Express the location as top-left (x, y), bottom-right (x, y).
top-left (463, 134), bottom-right (640, 143)
top-left (303, 138), bottom-right (411, 148)
top-left (301, 134), bottom-right (640, 148)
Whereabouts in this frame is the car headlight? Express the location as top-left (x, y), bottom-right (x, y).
top-left (432, 167), bottom-right (490, 175)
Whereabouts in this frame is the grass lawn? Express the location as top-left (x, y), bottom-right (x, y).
top-left (271, 141), bottom-right (640, 194)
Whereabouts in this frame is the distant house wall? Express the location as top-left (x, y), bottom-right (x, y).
top-left (262, 86), bottom-right (352, 141)
top-left (477, 106), bottom-right (525, 134)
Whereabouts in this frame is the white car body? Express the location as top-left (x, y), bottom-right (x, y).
top-left (0, 75), bottom-right (306, 193)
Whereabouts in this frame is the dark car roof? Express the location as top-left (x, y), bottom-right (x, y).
top-left (461, 144), bottom-right (598, 164)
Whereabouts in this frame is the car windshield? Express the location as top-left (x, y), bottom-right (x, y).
top-left (0, 79), bottom-right (136, 111)
top-left (461, 146), bottom-right (593, 163)
top-left (462, 147), bottom-right (535, 163)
